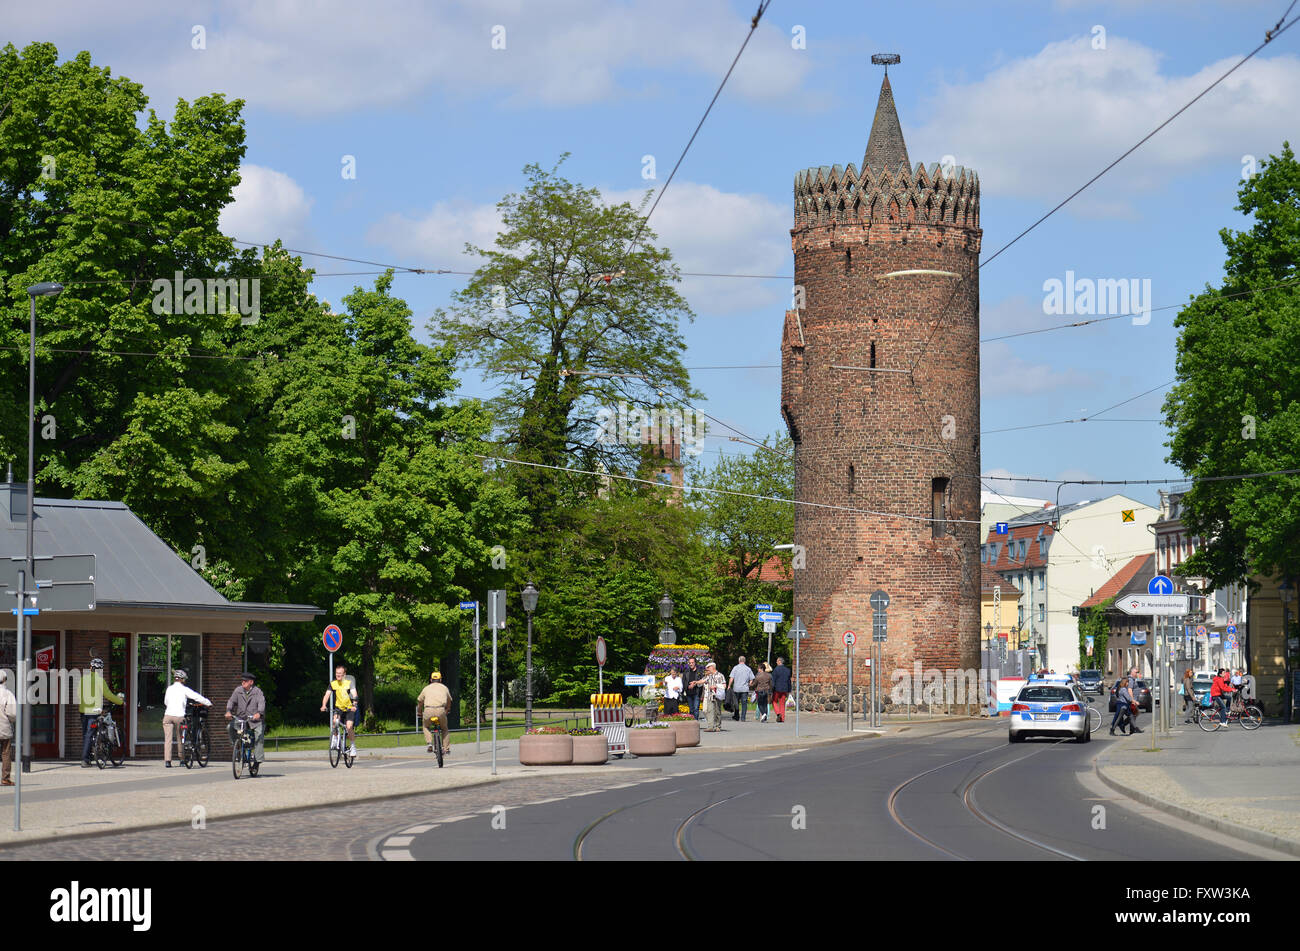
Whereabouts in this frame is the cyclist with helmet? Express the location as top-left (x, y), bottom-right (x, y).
top-left (416, 671), bottom-right (453, 756)
top-left (79, 658), bottom-right (124, 768)
top-left (321, 664), bottom-right (359, 757)
top-left (162, 669), bottom-right (211, 768)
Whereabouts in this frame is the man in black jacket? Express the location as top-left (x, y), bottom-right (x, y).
top-left (771, 657), bottom-right (792, 723)
top-left (684, 657), bottom-right (703, 719)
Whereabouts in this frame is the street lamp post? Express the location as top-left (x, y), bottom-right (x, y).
top-left (657, 592), bottom-right (674, 644)
top-left (984, 622), bottom-right (993, 657)
top-left (1281, 578), bottom-right (1294, 722)
top-left (19, 283), bottom-right (62, 780)
top-left (521, 581), bottom-right (539, 731)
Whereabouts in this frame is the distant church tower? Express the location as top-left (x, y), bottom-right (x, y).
top-left (780, 59), bottom-right (982, 711)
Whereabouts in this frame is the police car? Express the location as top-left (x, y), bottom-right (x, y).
top-left (1008, 674), bottom-right (1090, 744)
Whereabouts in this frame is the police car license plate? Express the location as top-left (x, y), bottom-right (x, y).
top-left (1033, 713), bottom-right (1056, 720)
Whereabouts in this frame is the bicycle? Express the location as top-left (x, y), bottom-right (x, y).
top-left (328, 708), bottom-right (356, 769)
top-left (1196, 693), bottom-right (1263, 732)
top-left (91, 709), bottom-right (125, 769)
top-left (424, 714), bottom-right (445, 768)
top-left (1086, 702), bottom-right (1104, 734)
top-left (181, 702), bottom-right (211, 769)
top-left (231, 717), bottom-right (260, 778)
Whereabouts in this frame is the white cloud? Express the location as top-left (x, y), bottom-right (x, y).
top-left (11, 0), bottom-right (812, 117)
top-left (981, 341), bottom-right (1098, 396)
top-left (909, 35), bottom-right (1300, 211)
top-left (218, 164), bottom-right (314, 245)
top-left (369, 182), bottom-right (790, 316)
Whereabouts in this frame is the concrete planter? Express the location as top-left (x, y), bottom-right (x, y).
top-left (666, 719), bottom-right (700, 748)
top-left (627, 727), bottom-right (676, 757)
top-left (518, 733), bottom-right (573, 765)
top-left (570, 733), bottom-right (608, 765)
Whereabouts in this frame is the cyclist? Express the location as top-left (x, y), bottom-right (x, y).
top-left (163, 669), bottom-right (211, 768)
top-left (224, 671), bottom-right (266, 767)
top-left (321, 664), bottom-right (358, 757)
top-left (79, 658), bottom-right (124, 768)
top-left (416, 671), bottom-right (452, 756)
top-left (1210, 668), bottom-right (1234, 724)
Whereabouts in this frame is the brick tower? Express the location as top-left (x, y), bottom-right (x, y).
top-left (780, 64), bottom-right (982, 711)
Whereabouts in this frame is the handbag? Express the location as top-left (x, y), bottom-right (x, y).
top-left (723, 687), bottom-right (735, 712)
top-left (713, 685), bottom-right (726, 701)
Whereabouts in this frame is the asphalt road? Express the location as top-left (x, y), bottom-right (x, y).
top-left (2, 715), bottom-right (1281, 861)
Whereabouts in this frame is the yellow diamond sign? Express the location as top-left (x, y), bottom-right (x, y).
top-left (1121, 509), bottom-right (1135, 522)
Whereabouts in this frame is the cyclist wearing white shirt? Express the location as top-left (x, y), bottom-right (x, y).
top-left (163, 670), bottom-right (211, 768)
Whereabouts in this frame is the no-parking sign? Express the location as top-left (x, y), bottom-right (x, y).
top-left (322, 624), bottom-right (343, 652)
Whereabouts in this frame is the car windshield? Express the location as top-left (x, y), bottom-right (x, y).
top-left (1018, 687), bottom-right (1074, 702)
top-left (1079, 672), bottom-right (1100, 680)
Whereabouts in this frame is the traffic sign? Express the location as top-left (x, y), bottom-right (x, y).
top-left (1148, 575), bottom-right (1174, 595)
top-left (1114, 594), bottom-right (1189, 616)
top-left (995, 522), bottom-right (1008, 535)
top-left (322, 624), bottom-right (343, 652)
top-left (624, 674), bottom-right (655, 687)
top-left (596, 636), bottom-right (607, 668)
top-left (754, 603), bottom-right (773, 611)
top-left (1195, 625), bottom-right (1207, 637)
top-left (842, 630), bottom-right (856, 647)
top-left (869, 590), bottom-right (891, 611)
top-left (459, 601), bottom-right (476, 610)
top-left (758, 611), bottom-right (784, 623)
top-left (1226, 624), bottom-right (1237, 636)
top-left (31, 582), bottom-right (95, 612)
top-left (763, 621), bottom-right (776, 634)
top-left (1121, 509), bottom-right (1135, 522)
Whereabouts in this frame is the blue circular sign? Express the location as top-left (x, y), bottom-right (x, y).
top-left (1147, 575), bottom-right (1174, 595)
top-left (1226, 624), bottom-right (1237, 635)
top-left (322, 624), bottom-right (343, 652)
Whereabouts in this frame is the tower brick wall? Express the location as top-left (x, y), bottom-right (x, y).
top-left (780, 74), bottom-right (983, 712)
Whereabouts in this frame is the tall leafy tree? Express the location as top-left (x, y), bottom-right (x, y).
top-left (428, 158), bottom-right (697, 521)
top-left (1163, 142), bottom-right (1300, 588)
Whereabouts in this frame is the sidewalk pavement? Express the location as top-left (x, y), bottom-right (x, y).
top-left (1096, 718), bottom-right (1300, 857)
top-left (0, 712), bottom-right (972, 847)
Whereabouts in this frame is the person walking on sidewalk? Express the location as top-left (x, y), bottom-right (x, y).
top-left (1181, 668), bottom-right (1196, 723)
top-left (1110, 678), bottom-right (1133, 735)
top-left (163, 670), bottom-right (211, 768)
top-left (752, 663), bottom-right (773, 722)
top-left (0, 671), bottom-right (15, 786)
top-left (684, 657), bottom-right (703, 719)
top-left (416, 671), bottom-right (453, 756)
top-left (771, 657), bottom-right (791, 722)
top-left (693, 662), bottom-right (726, 731)
top-left (729, 656), bottom-right (755, 722)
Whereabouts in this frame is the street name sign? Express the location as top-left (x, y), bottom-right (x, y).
top-left (1115, 594), bottom-right (1189, 616)
top-left (754, 603), bottom-right (773, 611)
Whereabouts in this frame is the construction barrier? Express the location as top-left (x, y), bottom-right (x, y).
top-left (590, 693), bottom-right (627, 756)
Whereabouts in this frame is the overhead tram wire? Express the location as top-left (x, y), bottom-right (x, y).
top-left (982, 380), bottom-right (1176, 435)
top-left (906, 5), bottom-right (1300, 378)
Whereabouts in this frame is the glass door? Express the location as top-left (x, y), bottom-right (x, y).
top-left (136, 635), bottom-right (168, 746)
top-left (31, 631), bottom-right (58, 758)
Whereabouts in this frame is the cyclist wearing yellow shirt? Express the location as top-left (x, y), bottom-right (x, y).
top-left (320, 664), bottom-right (358, 757)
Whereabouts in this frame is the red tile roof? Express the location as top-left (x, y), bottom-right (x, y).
top-left (1081, 554), bottom-right (1154, 608)
top-left (982, 522), bottom-right (1053, 572)
top-left (981, 564), bottom-right (1021, 596)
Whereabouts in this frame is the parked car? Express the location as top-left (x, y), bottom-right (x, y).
top-left (1077, 670), bottom-right (1105, 695)
top-left (1109, 678), bottom-right (1152, 713)
top-left (1191, 672), bottom-right (1213, 703)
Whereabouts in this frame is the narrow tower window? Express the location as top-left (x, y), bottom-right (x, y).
top-left (870, 341), bottom-right (876, 369)
top-left (848, 465), bottom-right (856, 495)
top-left (931, 477), bottom-right (949, 538)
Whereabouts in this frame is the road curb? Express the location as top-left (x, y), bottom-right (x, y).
top-left (1094, 743), bottom-right (1300, 859)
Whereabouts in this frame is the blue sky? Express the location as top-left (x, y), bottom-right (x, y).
top-left (10, 0), bottom-right (1300, 507)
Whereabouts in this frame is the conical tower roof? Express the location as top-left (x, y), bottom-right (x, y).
top-left (862, 74), bottom-right (910, 175)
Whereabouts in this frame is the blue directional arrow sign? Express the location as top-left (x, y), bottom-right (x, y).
top-left (1226, 624), bottom-right (1237, 636)
top-left (758, 612), bottom-right (784, 623)
top-left (1147, 575), bottom-right (1174, 595)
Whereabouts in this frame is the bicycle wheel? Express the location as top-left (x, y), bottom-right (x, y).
top-left (1197, 708), bottom-right (1221, 732)
top-left (1240, 706), bottom-right (1263, 730)
top-left (329, 727), bottom-right (341, 768)
top-left (344, 746), bottom-right (355, 768)
top-left (182, 725), bottom-right (194, 769)
top-left (250, 756), bottom-right (260, 777)
top-left (197, 729), bottom-right (210, 767)
top-left (232, 738), bottom-right (245, 779)
top-left (109, 730), bottom-right (125, 767)
top-left (94, 731), bottom-right (108, 769)
top-left (1087, 706), bottom-right (1103, 734)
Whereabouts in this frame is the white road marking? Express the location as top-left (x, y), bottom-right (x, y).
top-left (385, 835), bottom-right (414, 846)
top-left (382, 849), bottom-right (414, 861)
top-left (439, 815), bottom-right (476, 823)
top-left (402, 824), bottom-right (436, 834)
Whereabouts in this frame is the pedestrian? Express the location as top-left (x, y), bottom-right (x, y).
top-left (224, 672), bottom-right (266, 765)
top-left (1125, 678), bottom-right (1143, 733)
top-left (1181, 667), bottom-right (1195, 723)
top-left (771, 656), bottom-right (792, 722)
top-left (752, 662), bottom-right (773, 722)
top-left (1110, 678), bottom-right (1133, 735)
top-left (684, 657), bottom-right (703, 719)
top-left (663, 667), bottom-right (684, 715)
top-left (0, 670), bottom-right (15, 786)
top-left (693, 662), bottom-right (727, 731)
top-left (728, 655), bottom-right (755, 722)
top-left (162, 669), bottom-right (211, 768)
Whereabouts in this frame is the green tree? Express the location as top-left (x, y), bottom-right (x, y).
top-left (1163, 142), bottom-right (1300, 588)
top-left (428, 158), bottom-right (697, 522)
top-left (1078, 599), bottom-right (1111, 671)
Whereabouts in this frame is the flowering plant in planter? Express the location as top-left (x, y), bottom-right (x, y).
top-left (568, 728), bottom-right (602, 736)
top-left (630, 722), bottom-right (672, 729)
top-left (526, 725), bottom-right (569, 735)
top-left (659, 712), bottom-right (695, 721)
